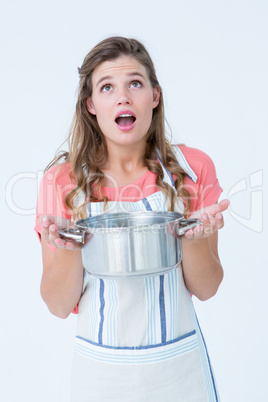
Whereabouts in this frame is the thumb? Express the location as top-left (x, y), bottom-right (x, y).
top-left (201, 199), bottom-right (230, 216)
top-left (218, 199), bottom-right (230, 212)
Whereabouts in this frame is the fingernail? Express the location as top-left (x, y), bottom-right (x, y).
top-left (202, 214), bottom-right (208, 220)
top-left (50, 225), bottom-right (56, 232)
top-left (42, 217), bottom-right (49, 227)
top-left (218, 213), bottom-right (223, 220)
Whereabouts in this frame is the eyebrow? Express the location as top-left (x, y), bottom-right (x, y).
top-left (95, 72), bottom-right (146, 88)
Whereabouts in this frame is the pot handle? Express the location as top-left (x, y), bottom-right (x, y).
top-left (177, 218), bottom-right (202, 236)
top-left (58, 227), bottom-right (87, 244)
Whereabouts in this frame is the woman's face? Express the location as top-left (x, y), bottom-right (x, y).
top-left (86, 55), bottom-right (160, 151)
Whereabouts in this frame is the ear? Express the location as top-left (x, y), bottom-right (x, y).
top-left (152, 86), bottom-right (160, 109)
top-left (86, 98), bottom-right (96, 115)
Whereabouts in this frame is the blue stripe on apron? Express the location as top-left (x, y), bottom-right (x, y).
top-left (142, 197), bottom-right (152, 211)
top-left (156, 151), bottom-right (175, 187)
top-left (194, 312), bottom-right (218, 401)
top-left (143, 196), bottom-right (167, 345)
top-left (98, 279), bottom-right (105, 344)
top-left (88, 275), bottom-right (99, 342)
top-left (87, 201), bottom-right (92, 217)
top-left (159, 275), bottom-right (167, 343)
top-left (161, 161), bottom-right (175, 186)
top-left (76, 329), bottom-right (196, 351)
top-left (171, 145), bottom-right (198, 183)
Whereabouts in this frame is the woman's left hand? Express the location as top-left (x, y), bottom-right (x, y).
top-left (184, 199), bottom-right (230, 240)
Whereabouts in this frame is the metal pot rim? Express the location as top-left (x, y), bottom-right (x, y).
top-left (75, 211), bottom-right (184, 233)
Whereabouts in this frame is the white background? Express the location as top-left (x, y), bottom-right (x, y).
top-left (1, 0), bottom-right (267, 400)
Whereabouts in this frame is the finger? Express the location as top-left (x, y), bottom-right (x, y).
top-left (217, 199), bottom-right (230, 213)
top-left (41, 217), bottom-right (54, 243)
top-left (201, 212), bottom-right (224, 235)
top-left (198, 199), bottom-right (230, 217)
top-left (41, 215), bottom-right (55, 234)
top-left (54, 238), bottom-right (66, 248)
top-left (48, 224), bottom-right (60, 244)
top-left (200, 213), bottom-right (214, 236)
top-left (51, 233), bottom-right (69, 249)
top-left (39, 215), bottom-right (55, 226)
top-left (54, 238), bottom-right (81, 250)
top-left (48, 225), bottom-right (73, 247)
top-left (214, 212), bottom-right (224, 230)
top-left (185, 224), bottom-right (205, 240)
top-left (64, 241), bottom-right (78, 250)
top-left (184, 214), bottom-right (207, 239)
top-left (192, 225), bottom-right (204, 239)
top-left (39, 215), bottom-right (72, 230)
top-left (184, 229), bottom-right (194, 239)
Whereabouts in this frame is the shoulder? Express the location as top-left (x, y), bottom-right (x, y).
top-left (175, 145), bottom-right (223, 211)
top-left (177, 144), bottom-right (217, 176)
top-left (41, 162), bottom-right (73, 186)
top-left (38, 162), bottom-right (76, 206)
top-left (36, 162), bottom-right (74, 221)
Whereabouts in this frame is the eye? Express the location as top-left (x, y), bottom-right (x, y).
top-left (130, 80), bottom-right (142, 88)
top-left (101, 84), bottom-right (113, 92)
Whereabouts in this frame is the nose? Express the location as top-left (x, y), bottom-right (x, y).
top-left (116, 86), bottom-right (131, 105)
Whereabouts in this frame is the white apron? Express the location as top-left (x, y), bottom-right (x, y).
top-left (71, 147), bottom-right (220, 401)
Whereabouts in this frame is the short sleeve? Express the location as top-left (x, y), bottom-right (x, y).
top-left (178, 145), bottom-right (223, 214)
top-left (34, 163), bottom-right (75, 252)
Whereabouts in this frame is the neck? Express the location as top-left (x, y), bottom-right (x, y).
top-left (100, 142), bottom-right (147, 172)
top-left (96, 142), bottom-right (149, 187)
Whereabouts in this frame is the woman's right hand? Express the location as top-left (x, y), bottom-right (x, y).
top-left (40, 215), bottom-right (82, 250)
top-left (39, 215), bottom-right (84, 318)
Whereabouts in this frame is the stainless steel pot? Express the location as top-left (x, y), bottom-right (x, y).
top-left (59, 212), bottom-right (201, 278)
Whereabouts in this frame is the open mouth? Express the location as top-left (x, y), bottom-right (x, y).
top-left (115, 113), bottom-right (136, 127)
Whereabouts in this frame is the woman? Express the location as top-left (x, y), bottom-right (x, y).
top-left (35, 36), bottom-right (228, 401)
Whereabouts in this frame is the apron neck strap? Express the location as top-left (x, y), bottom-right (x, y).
top-left (155, 146), bottom-right (198, 185)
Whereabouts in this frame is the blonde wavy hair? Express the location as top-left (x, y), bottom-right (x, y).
top-left (46, 36), bottom-right (191, 220)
